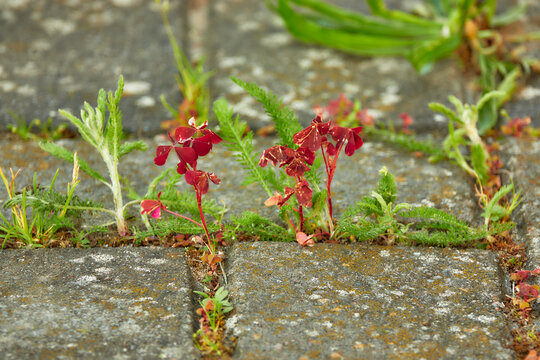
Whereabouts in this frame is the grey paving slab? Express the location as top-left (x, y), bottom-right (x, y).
top-left (0, 247), bottom-right (199, 360)
top-left (208, 0), bottom-right (466, 133)
top-left (0, 135), bottom-right (478, 226)
top-left (225, 242), bottom-right (513, 360)
top-left (0, 0), bottom-right (186, 134)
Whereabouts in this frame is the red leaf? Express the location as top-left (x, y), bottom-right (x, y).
top-left (185, 170), bottom-right (209, 194)
top-left (140, 192), bottom-right (165, 219)
top-left (265, 192), bottom-right (284, 207)
top-left (174, 126), bottom-right (196, 142)
top-left (259, 145), bottom-right (295, 167)
top-left (296, 231), bottom-right (315, 246)
top-left (285, 157), bottom-right (311, 177)
top-left (154, 145), bottom-right (173, 166)
top-left (174, 147), bottom-right (198, 168)
top-left (295, 179), bottom-right (313, 208)
top-left (293, 116), bottom-right (329, 152)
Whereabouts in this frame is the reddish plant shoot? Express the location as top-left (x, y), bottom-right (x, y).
top-left (260, 114), bottom-right (364, 241)
top-left (143, 117), bottom-right (222, 254)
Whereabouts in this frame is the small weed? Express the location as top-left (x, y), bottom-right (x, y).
top-left (7, 112), bottom-right (71, 141)
top-left (193, 287), bottom-right (233, 356)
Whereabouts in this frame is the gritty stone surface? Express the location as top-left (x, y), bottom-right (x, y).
top-left (0, 134), bottom-right (478, 226)
top-left (226, 242), bottom-right (513, 360)
top-left (0, 0), bottom-right (186, 134)
top-left (208, 0), bottom-right (466, 132)
top-left (0, 247), bottom-right (199, 360)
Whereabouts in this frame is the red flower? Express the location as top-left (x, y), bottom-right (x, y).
top-left (293, 116), bottom-right (331, 152)
top-left (185, 170), bottom-right (221, 195)
top-left (175, 117), bottom-right (222, 156)
top-left (141, 192), bottom-right (165, 219)
top-left (329, 126), bottom-right (364, 156)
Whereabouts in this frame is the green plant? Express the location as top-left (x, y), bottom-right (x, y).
top-left (38, 76), bottom-right (148, 235)
top-left (428, 91), bottom-right (507, 185)
top-left (155, 0), bottom-right (212, 129)
top-left (193, 287), bottom-right (233, 356)
top-left (0, 164), bottom-right (82, 248)
top-left (7, 112), bottom-right (69, 141)
top-left (337, 166), bottom-right (511, 246)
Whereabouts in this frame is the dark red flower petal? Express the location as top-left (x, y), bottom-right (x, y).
top-left (154, 145), bottom-right (173, 166)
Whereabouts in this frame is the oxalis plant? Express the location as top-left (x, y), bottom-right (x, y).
top-left (140, 117), bottom-right (224, 269)
top-left (39, 76), bottom-right (148, 235)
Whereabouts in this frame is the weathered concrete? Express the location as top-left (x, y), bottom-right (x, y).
top-left (208, 0), bottom-right (466, 132)
top-left (226, 242), bottom-right (513, 360)
top-left (0, 248), bottom-right (199, 360)
top-left (0, 0), bottom-right (186, 134)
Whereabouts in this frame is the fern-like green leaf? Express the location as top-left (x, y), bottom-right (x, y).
top-left (231, 77), bottom-right (302, 147)
top-left (214, 98), bottom-right (275, 196)
top-left (228, 211), bottom-right (291, 241)
top-left (119, 140), bottom-right (148, 158)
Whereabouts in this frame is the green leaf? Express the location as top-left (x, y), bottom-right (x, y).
top-left (231, 77), bottom-right (302, 148)
top-left (214, 98), bottom-right (275, 196)
top-left (470, 144), bottom-right (489, 185)
top-left (119, 140), bottom-right (148, 158)
top-left (483, 184), bottom-right (514, 221)
top-left (39, 142), bottom-right (107, 184)
top-left (428, 102), bottom-right (463, 124)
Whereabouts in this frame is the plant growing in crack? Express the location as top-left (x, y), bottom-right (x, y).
top-left (141, 117), bottom-right (223, 263)
top-left (39, 76), bottom-right (148, 235)
top-left (193, 287), bottom-right (233, 355)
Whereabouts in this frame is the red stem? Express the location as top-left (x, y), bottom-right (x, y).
top-left (298, 205), bottom-right (304, 232)
top-left (196, 189), bottom-right (214, 255)
top-left (163, 208), bottom-right (204, 228)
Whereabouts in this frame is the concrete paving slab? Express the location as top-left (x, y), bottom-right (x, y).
top-left (0, 0), bottom-right (186, 134)
top-left (0, 247), bottom-right (199, 360)
top-left (208, 0), bottom-right (466, 133)
top-left (226, 242), bottom-right (513, 360)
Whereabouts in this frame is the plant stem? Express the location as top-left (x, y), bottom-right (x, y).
top-left (163, 208), bottom-right (204, 228)
top-left (196, 190), bottom-right (213, 255)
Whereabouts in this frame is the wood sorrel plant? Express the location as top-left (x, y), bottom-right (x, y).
top-left (141, 117), bottom-right (222, 254)
top-left (260, 115), bottom-right (363, 235)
